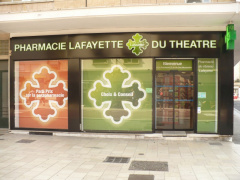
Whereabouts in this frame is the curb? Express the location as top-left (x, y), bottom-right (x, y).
top-left (9, 130), bottom-right (232, 142)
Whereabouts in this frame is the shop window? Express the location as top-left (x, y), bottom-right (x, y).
top-left (81, 58), bottom-right (152, 132)
top-left (14, 60), bottom-right (68, 130)
top-left (197, 58), bottom-right (218, 133)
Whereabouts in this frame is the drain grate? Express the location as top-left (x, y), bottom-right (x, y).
top-left (104, 156), bottom-right (130, 163)
top-left (209, 142), bottom-right (222, 146)
top-left (128, 174), bottom-right (154, 180)
top-left (129, 161), bottom-right (168, 171)
top-left (16, 139), bottom-right (35, 143)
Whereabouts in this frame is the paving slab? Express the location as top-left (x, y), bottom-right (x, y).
top-left (162, 131), bottom-right (187, 137)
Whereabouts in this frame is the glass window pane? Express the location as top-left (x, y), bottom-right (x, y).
top-left (197, 58), bottom-right (218, 133)
top-left (14, 60), bottom-right (68, 129)
top-left (81, 58), bottom-right (152, 131)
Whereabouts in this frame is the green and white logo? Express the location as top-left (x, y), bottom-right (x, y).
top-left (126, 33), bottom-right (149, 56)
top-left (88, 65), bottom-right (146, 124)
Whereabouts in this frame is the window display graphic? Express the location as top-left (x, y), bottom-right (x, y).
top-left (15, 60), bottom-right (68, 130)
top-left (88, 65), bottom-right (146, 124)
top-left (20, 66), bottom-right (68, 122)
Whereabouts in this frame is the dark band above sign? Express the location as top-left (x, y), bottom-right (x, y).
top-left (11, 32), bottom-right (222, 60)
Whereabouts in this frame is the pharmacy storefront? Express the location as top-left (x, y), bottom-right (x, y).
top-left (10, 32), bottom-right (233, 135)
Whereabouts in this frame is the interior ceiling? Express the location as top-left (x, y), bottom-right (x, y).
top-left (0, 3), bottom-right (239, 63)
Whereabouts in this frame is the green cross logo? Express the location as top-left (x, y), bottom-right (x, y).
top-left (126, 33), bottom-right (149, 56)
top-left (88, 65), bottom-right (146, 124)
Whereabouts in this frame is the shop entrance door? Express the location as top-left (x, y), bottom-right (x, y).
top-left (155, 70), bottom-right (194, 130)
top-left (0, 71), bottom-right (8, 128)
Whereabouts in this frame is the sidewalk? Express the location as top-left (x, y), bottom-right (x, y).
top-left (233, 108), bottom-right (240, 144)
top-left (1, 119), bottom-right (240, 179)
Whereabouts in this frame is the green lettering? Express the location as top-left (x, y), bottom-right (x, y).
top-left (81, 42), bottom-right (86, 49)
top-left (52, 43), bottom-right (58, 50)
top-left (86, 42), bottom-right (92, 49)
top-left (118, 41), bottom-right (123, 48)
top-left (196, 40), bottom-right (202, 48)
top-left (92, 41), bottom-right (98, 49)
top-left (46, 43), bottom-right (52, 50)
top-left (99, 41), bottom-right (104, 49)
top-left (61, 42), bottom-right (66, 50)
top-left (203, 40), bottom-right (209, 48)
top-left (32, 44), bottom-right (38, 51)
top-left (175, 40), bottom-right (183, 48)
top-left (210, 40), bottom-right (216, 48)
top-left (75, 42), bottom-right (81, 49)
top-left (190, 41), bottom-right (197, 48)
top-left (169, 40), bottom-right (175, 48)
top-left (111, 41), bottom-right (117, 48)
top-left (69, 42), bottom-right (74, 50)
top-left (26, 44), bottom-right (31, 51)
top-left (152, 41), bottom-right (158, 48)
top-left (38, 43), bottom-right (45, 51)
top-left (184, 40), bottom-right (190, 48)
top-left (14, 44), bottom-right (20, 51)
top-left (105, 41), bottom-right (110, 48)
top-left (19, 44), bottom-right (26, 51)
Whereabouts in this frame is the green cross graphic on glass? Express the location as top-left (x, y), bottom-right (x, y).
top-left (88, 65), bottom-right (146, 124)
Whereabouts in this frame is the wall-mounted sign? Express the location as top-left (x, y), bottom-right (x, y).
top-left (11, 32), bottom-right (222, 60)
top-left (225, 24), bottom-right (236, 50)
top-left (156, 60), bottom-right (192, 71)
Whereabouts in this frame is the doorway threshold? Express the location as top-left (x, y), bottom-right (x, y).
top-left (162, 131), bottom-right (187, 137)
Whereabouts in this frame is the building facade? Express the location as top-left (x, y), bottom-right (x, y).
top-left (0, 0), bottom-right (239, 135)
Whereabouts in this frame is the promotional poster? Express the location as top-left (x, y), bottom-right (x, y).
top-left (15, 60), bottom-right (68, 129)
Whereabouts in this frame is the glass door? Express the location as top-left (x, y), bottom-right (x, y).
top-left (156, 72), bottom-right (174, 129)
top-left (155, 60), bottom-right (194, 130)
top-left (174, 71), bottom-right (194, 129)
